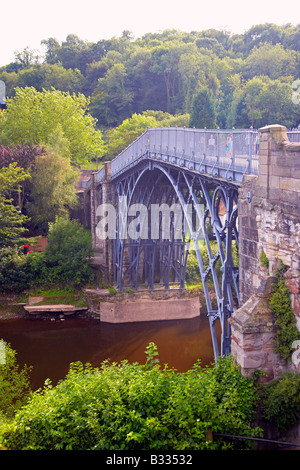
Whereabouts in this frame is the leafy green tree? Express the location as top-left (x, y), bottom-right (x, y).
top-left (42, 63), bottom-right (85, 93)
top-left (26, 151), bottom-right (79, 234)
top-left (150, 42), bottom-right (185, 114)
top-left (189, 88), bottom-right (216, 128)
top-left (0, 163), bottom-right (33, 292)
top-left (14, 47), bottom-right (41, 69)
top-left (0, 143), bottom-right (46, 211)
top-left (0, 87), bottom-right (104, 165)
top-left (1, 25), bottom-right (300, 129)
top-left (0, 163), bottom-right (30, 247)
top-left (243, 76), bottom-right (300, 128)
top-left (90, 63), bottom-right (134, 126)
top-left (245, 43), bottom-right (298, 80)
top-left (105, 112), bottom-right (157, 159)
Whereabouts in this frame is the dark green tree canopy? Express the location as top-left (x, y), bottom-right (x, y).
top-left (189, 88), bottom-right (216, 129)
top-left (0, 23), bottom-right (299, 130)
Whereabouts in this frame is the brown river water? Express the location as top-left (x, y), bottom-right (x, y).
top-left (0, 315), bottom-right (219, 389)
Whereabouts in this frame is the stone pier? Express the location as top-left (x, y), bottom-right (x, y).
top-left (90, 161), bottom-right (114, 287)
top-left (84, 288), bottom-right (201, 323)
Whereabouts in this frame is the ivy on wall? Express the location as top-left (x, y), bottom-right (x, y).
top-left (269, 262), bottom-right (300, 361)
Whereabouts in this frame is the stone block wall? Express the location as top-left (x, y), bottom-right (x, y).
top-left (232, 124), bottom-right (300, 379)
top-left (90, 162), bottom-right (114, 286)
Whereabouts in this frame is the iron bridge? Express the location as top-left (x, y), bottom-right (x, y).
top-left (90, 127), bottom-right (262, 360)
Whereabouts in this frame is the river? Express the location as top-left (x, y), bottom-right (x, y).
top-left (0, 315), bottom-right (219, 389)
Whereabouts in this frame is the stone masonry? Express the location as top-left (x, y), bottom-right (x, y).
top-left (90, 161), bottom-right (114, 287)
top-left (231, 124), bottom-right (300, 380)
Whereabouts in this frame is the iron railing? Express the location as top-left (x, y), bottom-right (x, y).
top-left (89, 127), bottom-right (300, 186)
top-left (109, 128), bottom-right (259, 183)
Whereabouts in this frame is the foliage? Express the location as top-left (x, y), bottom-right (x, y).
top-left (189, 87), bottom-right (216, 128)
top-left (186, 251), bottom-right (201, 284)
top-left (105, 112), bottom-right (157, 159)
top-left (259, 250), bottom-right (269, 269)
top-left (0, 163), bottom-right (30, 247)
top-left (26, 151), bottom-right (79, 234)
top-left (0, 247), bottom-right (34, 292)
top-left (0, 341), bottom-right (32, 418)
top-left (1, 24), bottom-right (300, 130)
top-left (0, 143), bottom-right (46, 171)
top-left (269, 265), bottom-right (300, 360)
top-left (0, 87), bottom-right (104, 165)
top-left (41, 216), bottom-right (93, 287)
top-left (1, 351), bottom-right (262, 450)
top-left (0, 217), bottom-right (94, 291)
top-left (262, 372), bottom-right (300, 431)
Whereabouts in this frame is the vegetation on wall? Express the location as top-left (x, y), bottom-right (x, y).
top-left (262, 372), bottom-right (300, 431)
top-left (269, 263), bottom-right (300, 361)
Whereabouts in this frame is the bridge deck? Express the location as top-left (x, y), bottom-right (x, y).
top-left (83, 127), bottom-right (300, 188)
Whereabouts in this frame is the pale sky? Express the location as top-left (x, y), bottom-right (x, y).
top-left (0, 0), bottom-right (299, 67)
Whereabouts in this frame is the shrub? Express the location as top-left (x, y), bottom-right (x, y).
top-left (43, 216), bottom-right (94, 287)
top-left (262, 372), bottom-right (300, 431)
top-left (0, 247), bottom-right (33, 292)
top-left (0, 341), bottom-right (32, 418)
top-left (186, 251), bottom-right (201, 284)
top-left (2, 349), bottom-right (262, 450)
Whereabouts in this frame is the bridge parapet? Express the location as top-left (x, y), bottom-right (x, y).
top-left (108, 127), bottom-right (259, 183)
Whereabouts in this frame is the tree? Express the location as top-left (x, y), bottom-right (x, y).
top-left (0, 143), bottom-right (45, 211)
top-left (189, 88), bottom-right (216, 128)
top-left (0, 163), bottom-right (30, 248)
top-left (26, 151), bottom-right (79, 234)
top-left (14, 47), bottom-right (41, 68)
top-left (105, 112), bottom-right (157, 159)
top-left (90, 63), bottom-right (134, 126)
top-left (243, 76), bottom-right (300, 128)
top-left (0, 87), bottom-right (104, 165)
top-left (245, 43), bottom-right (298, 80)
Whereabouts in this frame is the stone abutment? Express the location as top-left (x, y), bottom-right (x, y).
top-left (231, 124), bottom-right (300, 380)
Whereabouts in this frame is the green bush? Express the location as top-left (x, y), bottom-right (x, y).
top-left (186, 251), bottom-right (201, 284)
top-left (262, 372), bottom-right (300, 431)
top-left (0, 341), bottom-right (32, 418)
top-left (0, 247), bottom-right (33, 292)
top-left (269, 269), bottom-right (300, 360)
top-left (0, 217), bottom-right (94, 291)
top-left (2, 349), bottom-right (262, 450)
top-left (43, 217), bottom-right (93, 287)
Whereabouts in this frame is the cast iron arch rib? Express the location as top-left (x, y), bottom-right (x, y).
top-left (113, 160), bottom-right (239, 360)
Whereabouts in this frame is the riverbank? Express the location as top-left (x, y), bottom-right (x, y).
top-left (0, 288), bottom-right (88, 320)
top-left (0, 284), bottom-right (204, 321)
top-left (0, 295), bottom-right (27, 320)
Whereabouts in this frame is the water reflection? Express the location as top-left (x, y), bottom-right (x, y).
top-left (0, 315), bottom-right (219, 389)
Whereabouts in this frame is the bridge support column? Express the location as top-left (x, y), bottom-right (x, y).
top-left (91, 162), bottom-right (114, 287)
top-left (232, 124), bottom-right (300, 378)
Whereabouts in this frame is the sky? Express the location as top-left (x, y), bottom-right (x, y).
top-left (0, 0), bottom-right (299, 67)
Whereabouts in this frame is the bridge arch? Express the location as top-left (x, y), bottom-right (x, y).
top-left (113, 159), bottom-right (239, 359)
